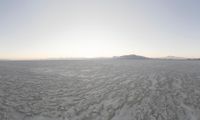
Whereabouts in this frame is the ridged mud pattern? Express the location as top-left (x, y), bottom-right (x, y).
top-left (0, 60), bottom-right (200, 120)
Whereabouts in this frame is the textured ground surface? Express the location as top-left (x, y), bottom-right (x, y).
top-left (0, 59), bottom-right (200, 120)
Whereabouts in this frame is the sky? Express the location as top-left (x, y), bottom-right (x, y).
top-left (0, 0), bottom-right (200, 59)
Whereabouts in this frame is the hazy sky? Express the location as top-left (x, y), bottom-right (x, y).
top-left (1, 0), bottom-right (200, 59)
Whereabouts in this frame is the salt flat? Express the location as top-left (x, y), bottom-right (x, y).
top-left (0, 59), bottom-right (200, 120)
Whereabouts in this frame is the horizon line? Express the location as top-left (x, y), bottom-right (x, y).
top-left (0, 55), bottom-right (200, 61)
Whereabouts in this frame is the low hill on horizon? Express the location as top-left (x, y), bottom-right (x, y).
top-left (113, 54), bottom-right (149, 59)
top-left (161, 56), bottom-right (187, 60)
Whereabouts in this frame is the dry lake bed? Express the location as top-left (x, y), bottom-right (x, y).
top-left (0, 59), bottom-right (200, 120)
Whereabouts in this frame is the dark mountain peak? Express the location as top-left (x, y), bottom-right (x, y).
top-left (113, 54), bottom-right (148, 59)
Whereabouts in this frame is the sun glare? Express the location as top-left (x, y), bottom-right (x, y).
top-left (63, 28), bottom-right (117, 58)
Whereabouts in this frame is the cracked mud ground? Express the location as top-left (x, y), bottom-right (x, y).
top-left (0, 59), bottom-right (200, 120)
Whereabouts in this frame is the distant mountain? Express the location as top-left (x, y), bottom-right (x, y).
top-left (187, 58), bottom-right (200, 60)
top-left (161, 56), bottom-right (187, 60)
top-left (113, 54), bottom-right (149, 59)
top-left (113, 54), bottom-right (200, 60)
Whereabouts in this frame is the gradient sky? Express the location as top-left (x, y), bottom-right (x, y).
top-left (1, 0), bottom-right (200, 59)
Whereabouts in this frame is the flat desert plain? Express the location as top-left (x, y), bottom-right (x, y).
top-left (0, 59), bottom-right (200, 120)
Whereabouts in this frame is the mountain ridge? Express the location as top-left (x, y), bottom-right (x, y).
top-left (113, 54), bottom-right (149, 59)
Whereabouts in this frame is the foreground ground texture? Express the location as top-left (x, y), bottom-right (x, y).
top-left (0, 59), bottom-right (200, 120)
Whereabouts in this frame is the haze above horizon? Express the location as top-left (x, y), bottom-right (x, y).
top-left (1, 0), bottom-right (200, 59)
